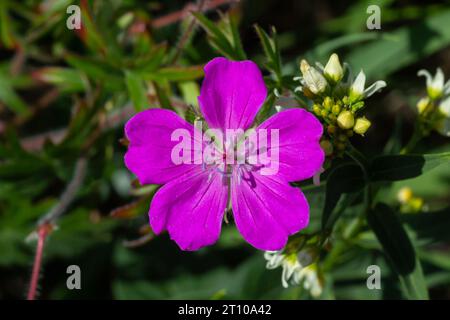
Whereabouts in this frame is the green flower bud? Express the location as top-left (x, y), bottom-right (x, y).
top-left (337, 110), bottom-right (355, 129)
top-left (342, 96), bottom-right (350, 105)
top-left (300, 59), bottom-right (328, 95)
top-left (323, 97), bottom-right (333, 110)
top-left (320, 109), bottom-right (329, 118)
top-left (324, 53), bottom-right (344, 83)
top-left (416, 97), bottom-right (430, 115)
top-left (332, 104), bottom-right (341, 115)
top-left (313, 104), bottom-right (322, 116)
top-left (351, 101), bottom-right (365, 112)
top-left (320, 140), bottom-right (333, 156)
top-left (353, 117), bottom-right (371, 135)
top-left (397, 187), bottom-right (413, 204)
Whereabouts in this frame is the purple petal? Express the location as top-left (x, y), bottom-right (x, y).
top-left (198, 57), bottom-right (267, 131)
top-left (231, 169), bottom-right (309, 250)
top-left (124, 108), bottom-right (201, 185)
top-left (256, 108), bottom-right (324, 182)
top-left (149, 168), bottom-right (228, 251)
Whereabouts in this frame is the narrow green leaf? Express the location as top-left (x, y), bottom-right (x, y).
top-left (66, 55), bottom-right (123, 89)
top-left (322, 163), bottom-right (365, 230)
top-left (402, 207), bottom-right (450, 244)
top-left (0, 72), bottom-right (28, 115)
top-left (370, 152), bottom-right (450, 182)
top-left (34, 67), bottom-right (88, 92)
top-left (228, 13), bottom-right (246, 60)
top-left (125, 71), bottom-right (148, 112)
top-left (0, 1), bottom-right (16, 49)
top-left (193, 12), bottom-right (244, 60)
top-left (347, 9), bottom-right (450, 78)
top-left (306, 33), bottom-right (383, 62)
top-left (368, 203), bottom-right (429, 299)
top-left (139, 66), bottom-right (204, 83)
top-left (255, 93), bottom-right (276, 124)
top-left (254, 25), bottom-right (282, 80)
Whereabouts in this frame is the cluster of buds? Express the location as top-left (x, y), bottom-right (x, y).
top-left (397, 187), bottom-right (425, 213)
top-left (295, 53), bottom-right (386, 159)
top-left (263, 235), bottom-right (323, 297)
top-left (416, 68), bottom-right (450, 137)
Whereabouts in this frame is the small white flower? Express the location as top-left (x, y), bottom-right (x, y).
top-left (300, 60), bottom-right (328, 95)
top-left (294, 264), bottom-right (323, 298)
top-left (349, 70), bottom-right (386, 102)
top-left (436, 96), bottom-right (450, 137)
top-left (264, 249), bottom-right (322, 297)
top-left (418, 68), bottom-right (450, 100)
top-left (264, 251), bottom-right (285, 269)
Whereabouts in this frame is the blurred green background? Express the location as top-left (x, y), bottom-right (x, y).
top-left (0, 0), bottom-right (449, 299)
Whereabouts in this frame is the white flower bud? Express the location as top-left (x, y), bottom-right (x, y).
top-left (324, 53), bottom-right (344, 83)
top-left (300, 59), bottom-right (327, 95)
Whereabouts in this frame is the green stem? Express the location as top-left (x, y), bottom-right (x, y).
top-left (322, 145), bottom-right (372, 271)
top-left (401, 121), bottom-right (423, 154)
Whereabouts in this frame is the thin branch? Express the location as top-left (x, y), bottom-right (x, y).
top-left (122, 233), bottom-right (155, 248)
top-left (38, 157), bottom-right (88, 226)
top-left (26, 157), bottom-right (88, 300)
top-left (170, 0), bottom-right (208, 65)
top-left (27, 223), bottom-right (52, 300)
top-left (151, 0), bottom-right (239, 29)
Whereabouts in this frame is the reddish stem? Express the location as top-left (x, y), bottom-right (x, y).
top-left (27, 224), bottom-right (51, 300)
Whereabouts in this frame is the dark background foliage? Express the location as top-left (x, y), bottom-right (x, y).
top-left (0, 0), bottom-right (449, 299)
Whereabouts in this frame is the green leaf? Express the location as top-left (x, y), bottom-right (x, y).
top-left (306, 32), bottom-right (383, 63)
top-left (402, 207), bottom-right (450, 244)
top-left (254, 25), bottom-right (282, 81)
top-left (370, 152), bottom-right (450, 182)
top-left (368, 203), bottom-right (429, 299)
top-left (193, 12), bottom-right (245, 60)
top-left (125, 70), bottom-right (148, 111)
top-left (227, 13), bottom-right (247, 60)
top-left (0, 72), bottom-right (28, 115)
top-left (66, 54), bottom-right (123, 89)
top-left (322, 163), bottom-right (365, 230)
top-left (255, 93), bottom-right (276, 124)
top-left (34, 67), bottom-right (88, 93)
top-left (347, 9), bottom-right (450, 78)
top-left (0, 1), bottom-right (16, 49)
top-left (139, 66), bottom-right (204, 83)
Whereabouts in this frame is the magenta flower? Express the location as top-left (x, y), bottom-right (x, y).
top-left (124, 57), bottom-right (324, 251)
